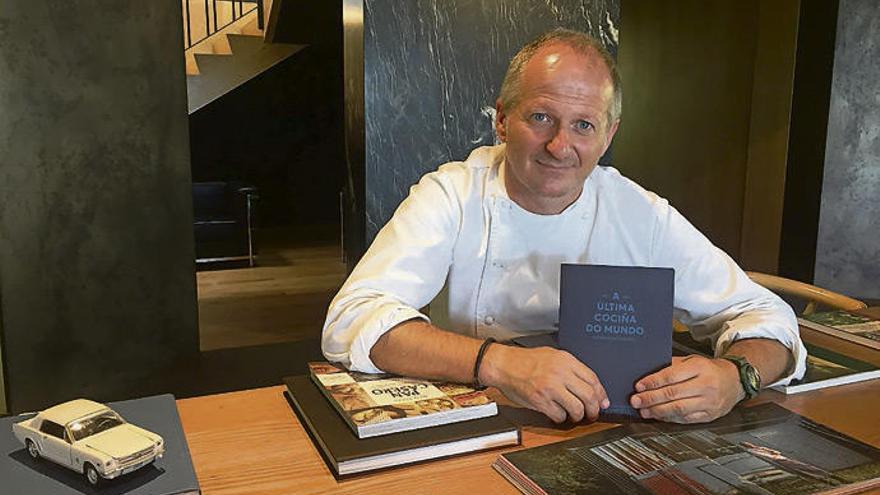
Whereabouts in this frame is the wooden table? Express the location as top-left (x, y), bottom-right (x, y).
top-left (177, 379), bottom-right (880, 495)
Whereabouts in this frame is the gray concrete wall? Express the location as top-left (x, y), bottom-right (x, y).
top-left (357, 0), bottom-right (619, 245)
top-left (814, 0), bottom-right (880, 300)
top-left (0, 1), bottom-right (198, 411)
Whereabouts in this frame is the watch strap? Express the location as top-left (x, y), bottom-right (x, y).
top-left (722, 355), bottom-right (761, 400)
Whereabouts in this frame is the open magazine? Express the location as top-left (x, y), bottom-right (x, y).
top-left (495, 402), bottom-right (880, 495)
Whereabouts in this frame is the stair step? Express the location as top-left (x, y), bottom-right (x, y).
top-left (183, 5), bottom-right (265, 78)
top-left (226, 33), bottom-right (267, 58)
top-left (192, 51), bottom-right (235, 75)
top-left (186, 39), bottom-right (233, 75)
top-left (239, 17), bottom-right (262, 36)
top-left (185, 51), bottom-right (200, 76)
top-left (187, 38), bottom-right (305, 113)
top-left (190, 35), bottom-right (232, 56)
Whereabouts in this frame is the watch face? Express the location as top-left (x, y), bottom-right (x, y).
top-left (746, 366), bottom-right (760, 389)
top-left (743, 363), bottom-right (761, 398)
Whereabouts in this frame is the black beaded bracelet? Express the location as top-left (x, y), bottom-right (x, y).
top-left (472, 337), bottom-right (496, 391)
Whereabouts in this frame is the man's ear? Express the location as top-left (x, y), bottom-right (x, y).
top-left (495, 99), bottom-right (508, 142)
top-left (602, 119), bottom-right (621, 153)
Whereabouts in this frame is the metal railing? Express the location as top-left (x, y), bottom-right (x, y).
top-left (183, 0), bottom-right (264, 50)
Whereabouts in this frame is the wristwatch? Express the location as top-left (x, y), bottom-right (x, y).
top-left (721, 355), bottom-right (762, 400)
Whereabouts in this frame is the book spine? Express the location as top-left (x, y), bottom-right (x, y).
top-left (308, 373), bottom-right (364, 439)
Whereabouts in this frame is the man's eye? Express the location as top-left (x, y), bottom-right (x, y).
top-left (531, 113), bottom-right (550, 123)
top-left (576, 120), bottom-right (594, 131)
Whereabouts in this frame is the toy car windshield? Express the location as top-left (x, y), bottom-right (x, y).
top-left (69, 411), bottom-right (125, 441)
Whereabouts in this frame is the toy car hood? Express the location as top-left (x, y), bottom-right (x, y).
top-left (80, 424), bottom-right (160, 459)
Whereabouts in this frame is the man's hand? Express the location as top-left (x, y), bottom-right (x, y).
top-left (630, 355), bottom-right (742, 424)
top-left (630, 338), bottom-right (795, 424)
top-left (371, 321), bottom-right (607, 423)
top-left (480, 345), bottom-right (609, 423)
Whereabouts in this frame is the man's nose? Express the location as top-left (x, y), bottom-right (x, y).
top-left (545, 126), bottom-right (572, 160)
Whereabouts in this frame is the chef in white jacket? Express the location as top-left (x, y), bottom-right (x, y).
top-left (323, 29), bottom-right (806, 424)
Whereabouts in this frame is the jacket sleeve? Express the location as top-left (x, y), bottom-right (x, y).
top-left (321, 169), bottom-right (462, 373)
top-left (650, 199), bottom-right (807, 387)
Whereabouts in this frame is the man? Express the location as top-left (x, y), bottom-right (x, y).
top-left (323, 29), bottom-right (806, 424)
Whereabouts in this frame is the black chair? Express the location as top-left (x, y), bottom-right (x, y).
top-left (192, 181), bottom-right (258, 269)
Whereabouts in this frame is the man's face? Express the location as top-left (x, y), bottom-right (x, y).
top-left (496, 44), bottom-right (619, 214)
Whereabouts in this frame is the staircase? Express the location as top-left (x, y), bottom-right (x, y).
top-left (183, 0), bottom-right (305, 113)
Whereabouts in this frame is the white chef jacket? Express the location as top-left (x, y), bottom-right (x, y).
top-left (322, 144), bottom-right (807, 386)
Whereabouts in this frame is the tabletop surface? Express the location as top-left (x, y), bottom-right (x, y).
top-left (176, 377), bottom-right (880, 495)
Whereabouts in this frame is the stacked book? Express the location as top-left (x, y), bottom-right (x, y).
top-left (672, 329), bottom-right (880, 394)
top-left (283, 362), bottom-right (520, 478)
top-left (797, 309), bottom-right (880, 366)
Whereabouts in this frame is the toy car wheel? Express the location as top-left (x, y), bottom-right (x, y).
top-left (84, 463), bottom-right (101, 486)
top-left (25, 439), bottom-right (39, 459)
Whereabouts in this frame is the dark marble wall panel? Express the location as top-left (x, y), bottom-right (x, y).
top-left (813, 0), bottom-right (880, 300)
top-left (361, 0), bottom-right (619, 243)
top-left (0, 1), bottom-right (198, 411)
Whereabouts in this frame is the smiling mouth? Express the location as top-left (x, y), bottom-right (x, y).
top-left (536, 160), bottom-right (573, 170)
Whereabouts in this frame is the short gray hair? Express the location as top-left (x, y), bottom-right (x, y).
top-left (498, 28), bottom-right (622, 126)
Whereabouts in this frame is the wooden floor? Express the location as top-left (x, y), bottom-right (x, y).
top-left (196, 234), bottom-right (347, 351)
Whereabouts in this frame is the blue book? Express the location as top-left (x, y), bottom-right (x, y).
top-left (558, 264), bottom-right (673, 420)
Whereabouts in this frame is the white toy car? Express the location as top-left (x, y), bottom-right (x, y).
top-left (12, 399), bottom-right (165, 486)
